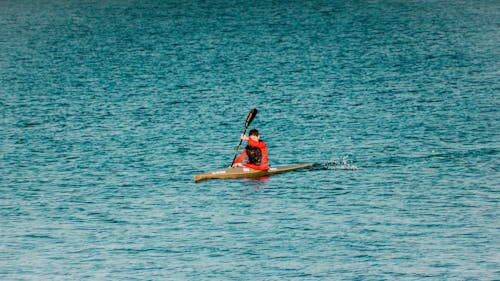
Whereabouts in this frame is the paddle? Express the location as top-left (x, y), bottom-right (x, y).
top-left (231, 108), bottom-right (258, 167)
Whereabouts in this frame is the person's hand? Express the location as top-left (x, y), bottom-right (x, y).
top-left (240, 134), bottom-right (249, 141)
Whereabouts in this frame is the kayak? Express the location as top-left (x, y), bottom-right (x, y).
top-left (194, 164), bottom-right (311, 183)
top-left (194, 164), bottom-right (311, 182)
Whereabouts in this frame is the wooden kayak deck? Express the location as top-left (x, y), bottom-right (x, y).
top-left (194, 164), bottom-right (311, 183)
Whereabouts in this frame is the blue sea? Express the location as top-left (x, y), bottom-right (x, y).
top-left (1, 0), bottom-right (499, 280)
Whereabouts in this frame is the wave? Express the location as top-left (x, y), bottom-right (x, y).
top-left (311, 157), bottom-right (361, 171)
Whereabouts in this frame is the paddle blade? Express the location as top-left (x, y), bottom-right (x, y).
top-left (245, 108), bottom-right (258, 127)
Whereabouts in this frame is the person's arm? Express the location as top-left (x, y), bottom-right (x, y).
top-left (232, 149), bottom-right (247, 166)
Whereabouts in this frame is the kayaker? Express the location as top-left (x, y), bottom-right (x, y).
top-left (232, 129), bottom-right (269, 170)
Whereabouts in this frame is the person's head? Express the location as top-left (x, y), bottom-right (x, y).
top-left (249, 129), bottom-right (259, 141)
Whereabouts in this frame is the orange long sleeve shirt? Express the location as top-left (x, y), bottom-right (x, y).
top-left (233, 139), bottom-right (269, 170)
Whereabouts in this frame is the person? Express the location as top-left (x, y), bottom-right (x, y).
top-left (232, 129), bottom-right (269, 170)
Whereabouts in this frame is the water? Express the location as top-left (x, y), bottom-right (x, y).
top-left (1, 0), bottom-right (498, 279)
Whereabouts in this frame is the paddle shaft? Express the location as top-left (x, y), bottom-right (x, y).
top-left (231, 108), bottom-right (257, 166)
